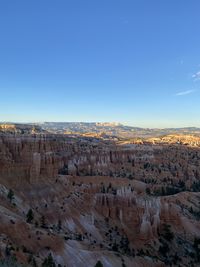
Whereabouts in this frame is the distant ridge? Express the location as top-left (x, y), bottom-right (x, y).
top-left (1, 122), bottom-right (200, 137)
top-left (40, 122), bottom-right (200, 138)
top-left (0, 123), bottom-right (46, 134)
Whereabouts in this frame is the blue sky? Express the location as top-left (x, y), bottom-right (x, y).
top-left (0, 0), bottom-right (200, 127)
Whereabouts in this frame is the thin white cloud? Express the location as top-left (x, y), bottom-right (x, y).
top-left (176, 89), bottom-right (195, 96)
top-left (192, 71), bottom-right (200, 81)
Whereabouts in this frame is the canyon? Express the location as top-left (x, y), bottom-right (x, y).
top-left (0, 126), bottom-right (200, 266)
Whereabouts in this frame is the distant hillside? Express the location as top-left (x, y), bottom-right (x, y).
top-left (1, 122), bottom-right (200, 138)
top-left (40, 122), bottom-right (200, 138)
top-left (0, 123), bottom-right (46, 134)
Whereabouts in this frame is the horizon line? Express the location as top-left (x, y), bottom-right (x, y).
top-left (0, 121), bottom-right (200, 130)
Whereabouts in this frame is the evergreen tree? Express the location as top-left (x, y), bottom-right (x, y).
top-left (7, 189), bottom-right (14, 203)
top-left (57, 219), bottom-right (62, 231)
top-left (26, 209), bottom-right (34, 223)
top-left (41, 215), bottom-right (47, 228)
top-left (145, 187), bottom-right (151, 195)
top-left (42, 253), bottom-right (56, 267)
top-left (94, 260), bottom-right (103, 267)
top-left (28, 254), bottom-right (38, 267)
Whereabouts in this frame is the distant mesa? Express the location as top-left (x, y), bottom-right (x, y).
top-left (0, 123), bottom-right (46, 134)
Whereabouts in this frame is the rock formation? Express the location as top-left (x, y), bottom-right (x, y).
top-left (0, 132), bottom-right (200, 266)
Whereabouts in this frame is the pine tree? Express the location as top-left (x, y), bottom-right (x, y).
top-left (40, 215), bottom-right (47, 228)
top-left (42, 253), bottom-right (56, 267)
top-left (26, 209), bottom-right (34, 223)
top-left (7, 189), bottom-right (14, 203)
top-left (57, 219), bottom-right (62, 231)
top-left (94, 260), bottom-right (103, 267)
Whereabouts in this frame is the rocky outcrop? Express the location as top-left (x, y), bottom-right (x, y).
top-left (0, 133), bottom-right (200, 266)
top-left (0, 123), bottom-right (46, 134)
top-left (1, 133), bottom-right (200, 190)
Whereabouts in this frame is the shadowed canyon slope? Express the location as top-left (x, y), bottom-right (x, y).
top-left (0, 130), bottom-right (200, 266)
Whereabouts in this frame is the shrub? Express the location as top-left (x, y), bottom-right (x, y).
top-left (7, 189), bottom-right (14, 203)
top-left (162, 224), bottom-right (174, 241)
top-left (41, 253), bottom-right (56, 267)
top-left (145, 188), bottom-right (151, 195)
top-left (26, 209), bottom-right (34, 223)
top-left (0, 257), bottom-right (23, 267)
top-left (94, 261), bottom-right (103, 267)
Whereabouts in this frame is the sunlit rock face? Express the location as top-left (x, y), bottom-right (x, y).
top-left (1, 133), bottom-right (200, 187)
top-left (0, 134), bottom-right (63, 184)
top-left (0, 133), bottom-right (200, 266)
top-left (94, 192), bottom-right (161, 241)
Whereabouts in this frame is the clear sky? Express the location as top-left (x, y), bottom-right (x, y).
top-left (0, 0), bottom-right (200, 127)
